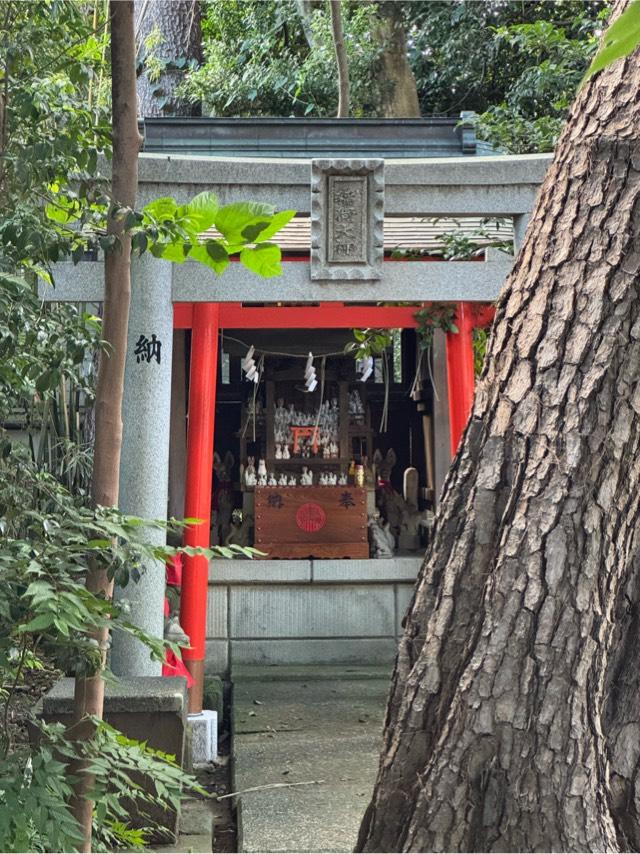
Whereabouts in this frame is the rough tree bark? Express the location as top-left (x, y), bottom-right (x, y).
top-left (357, 5), bottom-right (640, 852)
top-left (71, 3), bottom-right (141, 850)
top-left (329, 0), bottom-right (350, 118)
top-left (135, 0), bottom-right (201, 117)
top-left (374, 2), bottom-right (420, 119)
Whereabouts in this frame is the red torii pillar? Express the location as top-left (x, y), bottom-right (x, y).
top-left (180, 303), bottom-right (219, 714)
top-left (445, 301), bottom-right (495, 456)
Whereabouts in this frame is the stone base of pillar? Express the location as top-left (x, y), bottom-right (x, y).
top-left (188, 710), bottom-right (218, 766)
top-left (36, 676), bottom-right (188, 841)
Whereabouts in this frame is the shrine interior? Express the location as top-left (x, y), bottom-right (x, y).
top-left (177, 326), bottom-right (436, 560)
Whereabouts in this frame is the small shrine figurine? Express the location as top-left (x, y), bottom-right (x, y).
top-left (278, 473), bottom-right (288, 486)
top-left (257, 458), bottom-right (267, 479)
top-left (338, 472), bottom-right (348, 486)
top-left (288, 474), bottom-right (297, 486)
top-left (257, 474), bottom-right (267, 487)
top-left (319, 472), bottom-right (328, 486)
top-left (275, 444), bottom-right (283, 460)
top-left (329, 441), bottom-right (339, 459)
top-left (328, 472), bottom-right (338, 486)
top-left (267, 472), bottom-right (277, 487)
top-left (300, 466), bottom-right (313, 485)
top-left (323, 445), bottom-right (330, 459)
top-left (368, 511), bottom-right (395, 558)
top-left (282, 444), bottom-right (291, 460)
top-left (245, 456), bottom-right (256, 487)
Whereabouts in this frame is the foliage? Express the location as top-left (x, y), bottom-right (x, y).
top-left (473, 326), bottom-right (489, 376)
top-left (0, 273), bottom-right (102, 494)
top-left (182, 0), bottom-right (383, 117)
top-left (184, 0), bottom-right (607, 154)
top-left (584, 0), bottom-right (640, 80)
top-left (0, 1), bottom-right (111, 274)
top-left (140, 192), bottom-right (295, 278)
top-left (414, 304), bottom-right (458, 351)
top-left (407, 1), bottom-right (608, 153)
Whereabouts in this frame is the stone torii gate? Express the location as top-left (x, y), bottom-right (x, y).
top-left (42, 150), bottom-right (549, 737)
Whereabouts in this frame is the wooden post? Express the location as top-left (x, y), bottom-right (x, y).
top-left (180, 303), bottom-right (219, 714)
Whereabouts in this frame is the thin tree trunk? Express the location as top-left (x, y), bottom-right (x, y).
top-left (357, 3), bottom-right (640, 851)
top-left (71, 3), bottom-right (141, 849)
top-left (375, 2), bottom-right (420, 118)
top-left (329, 0), bottom-right (349, 118)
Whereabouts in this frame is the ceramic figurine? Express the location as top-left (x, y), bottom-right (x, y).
top-left (278, 473), bottom-right (288, 486)
top-left (257, 474), bottom-right (267, 487)
top-left (282, 444), bottom-right (290, 460)
top-left (323, 445), bottom-right (330, 459)
top-left (245, 456), bottom-right (256, 487)
top-left (300, 466), bottom-right (313, 485)
top-left (275, 443), bottom-right (283, 460)
top-left (319, 472), bottom-right (328, 486)
top-left (338, 472), bottom-right (347, 486)
top-left (257, 458), bottom-right (267, 478)
top-left (288, 475), bottom-right (297, 486)
top-left (267, 472), bottom-right (277, 487)
top-left (328, 472), bottom-right (338, 486)
top-left (329, 441), bottom-right (339, 459)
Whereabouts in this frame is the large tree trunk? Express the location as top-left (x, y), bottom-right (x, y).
top-left (357, 7), bottom-right (640, 852)
top-left (135, 0), bottom-right (201, 117)
top-left (71, 3), bottom-right (141, 849)
top-left (375, 2), bottom-right (420, 118)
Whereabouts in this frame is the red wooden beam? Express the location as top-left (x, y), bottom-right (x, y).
top-left (174, 302), bottom-right (423, 329)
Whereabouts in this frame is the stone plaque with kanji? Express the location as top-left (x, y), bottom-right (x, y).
top-left (311, 159), bottom-right (384, 280)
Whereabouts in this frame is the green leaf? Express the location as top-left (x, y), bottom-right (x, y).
top-left (20, 613), bottom-right (55, 633)
top-left (157, 242), bottom-right (188, 263)
top-left (583, 1), bottom-right (640, 81)
top-left (142, 196), bottom-right (178, 221)
top-left (188, 242), bottom-right (229, 275)
top-left (181, 191), bottom-right (219, 231)
top-left (246, 209), bottom-right (295, 242)
top-left (214, 201), bottom-right (276, 244)
top-left (239, 242), bottom-right (282, 278)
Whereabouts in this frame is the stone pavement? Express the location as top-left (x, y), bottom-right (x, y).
top-left (231, 665), bottom-right (391, 853)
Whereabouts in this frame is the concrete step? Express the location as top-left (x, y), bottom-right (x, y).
top-left (231, 667), bottom-right (389, 853)
top-left (230, 664), bottom-right (392, 683)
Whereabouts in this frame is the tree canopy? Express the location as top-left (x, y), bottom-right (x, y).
top-left (178, 0), bottom-right (608, 152)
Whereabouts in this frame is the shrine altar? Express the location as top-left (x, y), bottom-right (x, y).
top-left (254, 486), bottom-right (368, 559)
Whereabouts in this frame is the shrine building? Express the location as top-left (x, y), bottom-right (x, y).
top-left (44, 117), bottom-right (550, 715)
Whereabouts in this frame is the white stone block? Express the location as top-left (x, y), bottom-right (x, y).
top-left (230, 637), bottom-right (396, 667)
top-left (206, 588), bottom-right (228, 637)
top-left (188, 710), bottom-right (218, 766)
top-left (204, 640), bottom-right (229, 674)
top-left (230, 584), bottom-right (395, 638)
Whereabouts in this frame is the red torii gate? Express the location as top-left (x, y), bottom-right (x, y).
top-left (173, 299), bottom-right (494, 711)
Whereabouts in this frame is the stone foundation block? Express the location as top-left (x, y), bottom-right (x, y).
top-left (188, 709), bottom-right (218, 766)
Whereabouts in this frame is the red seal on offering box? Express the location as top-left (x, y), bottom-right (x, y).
top-left (296, 502), bottom-right (327, 533)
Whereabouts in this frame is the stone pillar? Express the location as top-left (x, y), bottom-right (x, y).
top-left (513, 213), bottom-right (529, 253)
top-left (111, 253), bottom-right (173, 677)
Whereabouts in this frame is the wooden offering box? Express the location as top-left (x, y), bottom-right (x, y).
top-left (254, 486), bottom-right (368, 559)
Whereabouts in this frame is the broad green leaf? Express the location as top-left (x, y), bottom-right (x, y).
top-left (583, 1), bottom-right (640, 80)
top-left (246, 209), bottom-right (296, 242)
top-left (157, 242), bottom-right (189, 263)
top-left (142, 196), bottom-right (178, 221)
top-left (214, 201), bottom-right (276, 244)
top-left (240, 242), bottom-right (282, 277)
top-left (189, 242), bottom-right (229, 275)
top-left (181, 191), bottom-right (220, 231)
